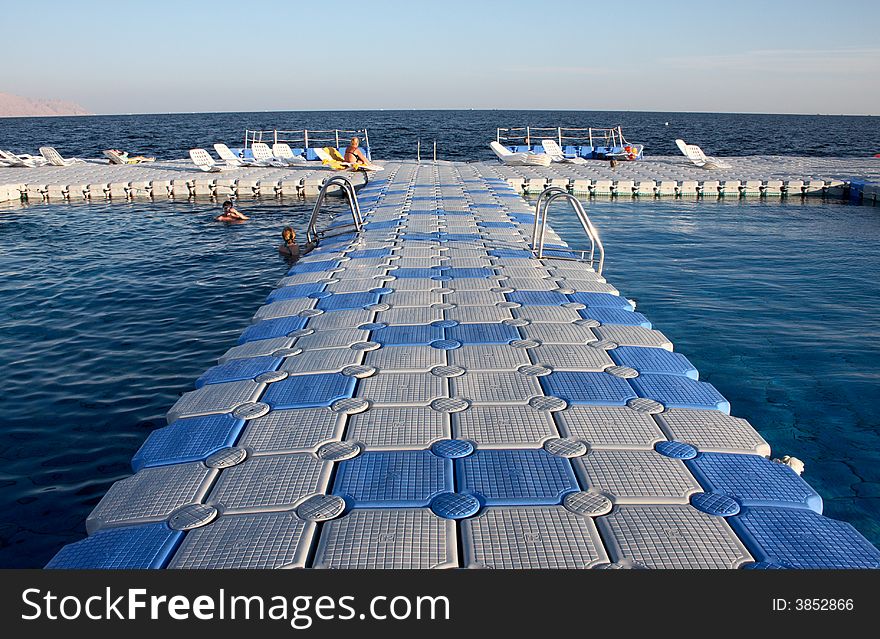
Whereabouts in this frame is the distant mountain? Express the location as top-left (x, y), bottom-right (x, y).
top-left (0, 92), bottom-right (91, 117)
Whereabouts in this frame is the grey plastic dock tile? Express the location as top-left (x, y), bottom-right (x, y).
top-left (167, 380), bottom-right (264, 423)
top-left (528, 344), bottom-right (614, 371)
top-left (238, 407), bottom-right (345, 453)
top-left (462, 506), bottom-right (608, 568)
top-left (655, 408), bottom-right (771, 456)
top-left (593, 325), bottom-right (672, 349)
top-left (573, 449), bottom-right (701, 504)
top-left (521, 323), bottom-right (598, 344)
top-left (304, 309), bottom-right (374, 330)
top-left (357, 371), bottom-right (447, 405)
top-left (387, 277), bottom-right (441, 291)
top-left (376, 306), bottom-right (445, 325)
top-left (168, 512), bottom-right (316, 569)
top-left (294, 328), bottom-right (370, 350)
top-left (207, 453), bottom-right (331, 513)
top-left (364, 345), bottom-right (447, 371)
top-left (451, 371), bottom-right (542, 403)
top-left (555, 406), bottom-right (666, 449)
top-left (86, 463), bottom-right (217, 533)
top-left (218, 337), bottom-right (297, 363)
top-left (313, 509), bottom-right (457, 569)
top-left (279, 347), bottom-right (363, 374)
top-left (448, 344), bottom-right (532, 370)
top-left (253, 298), bottom-right (317, 320)
top-left (453, 404), bottom-right (559, 447)
top-left (346, 406), bottom-right (451, 449)
top-left (383, 290), bottom-right (448, 306)
top-left (597, 505), bottom-right (754, 569)
top-left (444, 291), bottom-right (508, 306)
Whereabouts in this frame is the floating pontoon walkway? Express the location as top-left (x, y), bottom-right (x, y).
top-left (2, 155), bottom-right (879, 204)
top-left (46, 163), bottom-right (880, 569)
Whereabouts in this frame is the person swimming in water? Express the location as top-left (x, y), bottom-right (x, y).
top-left (278, 227), bottom-right (316, 262)
top-left (215, 200), bottom-right (249, 222)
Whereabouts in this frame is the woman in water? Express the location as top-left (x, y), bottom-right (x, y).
top-left (278, 227), bottom-right (316, 262)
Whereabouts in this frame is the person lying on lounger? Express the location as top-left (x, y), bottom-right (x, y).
top-left (215, 200), bottom-right (249, 222)
top-left (105, 149), bottom-right (156, 164)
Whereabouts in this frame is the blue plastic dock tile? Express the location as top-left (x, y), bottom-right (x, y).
top-left (316, 292), bottom-right (380, 312)
top-left (456, 449), bottom-right (579, 506)
top-left (346, 249), bottom-right (392, 259)
top-left (729, 508), bottom-right (880, 569)
top-left (46, 523), bottom-right (182, 569)
top-left (687, 453), bottom-right (823, 513)
top-left (266, 282), bottom-right (326, 303)
top-left (315, 234), bottom-right (356, 248)
top-left (333, 450), bottom-right (452, 507)
top-left (610, 346), bottom-right (698, 379)
top-left (263, 373), bottom-right (356, 409)
top-left (630, 374), bottom-right (730, 413)
top-left (568, 292), bottom-right (634, 310)
top-left (237, 317), bottom-right (308, 344)
top-left (579, 308), bottom-right (652, 328)
top-left (195, 356), bottom-right (282, 387)
top-left (131, 413), bottom-right (246, 471)
top-left (479, 221), bottom-right (516, 229)
top-left (506, 291), bottom-right (569, 306)
top-left (286, 259), bottom-right (339, 275)
top-left (446, 322), bottom-right (521, 345)
top-left (373, 324), bottom-right (445, 346)
top-left (365, 219), bottom-right (399, 230)
top-left (444, 268), bottom-right (494, 279)
top-left (540, 372), bottom-right (637, 406)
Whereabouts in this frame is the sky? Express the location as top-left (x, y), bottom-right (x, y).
top-left (3, 0), bottom-right (879, 115)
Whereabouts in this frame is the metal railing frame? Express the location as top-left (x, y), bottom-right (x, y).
top-left (532, 187), bottom-right (605, 275)
top-left (306, 176), bottom-right (363, 245)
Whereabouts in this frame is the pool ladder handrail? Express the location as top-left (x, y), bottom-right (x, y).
top-left (306, 176), bottom-right (363, 244)
top-left (532, 187), bottom-right (605, 275)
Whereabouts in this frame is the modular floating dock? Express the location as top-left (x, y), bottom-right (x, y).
top-left (11, 156), bottom-right (877, 569)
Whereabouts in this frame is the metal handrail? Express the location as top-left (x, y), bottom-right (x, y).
top-left (531, 188), bottom-right (605, 275)
top-left (306, 176), bottom-right (363, 245)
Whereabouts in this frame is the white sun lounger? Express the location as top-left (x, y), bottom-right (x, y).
top-left (39, 147), bottom-right (85, 166)
top-left (490, 141), bottom-right (552, 167)
top-left (0, 149), bottom-right (48, 167)
top-left (541, 139), bottom-right (588, 164)
top-left (250, 143), bottom-right (287, 167)
top-left (272, 143), bottom-right (307, 165)
top-left (189, 148), bottom-right (234, 172)
top-left (213, 143), bottom-right (259, 167)
top-left (675, 139), bottom-right (731, 169)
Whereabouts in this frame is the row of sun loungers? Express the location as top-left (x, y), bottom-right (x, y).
top-left (190, 143), bottom-right (384, 172)
top-left (0, 147), bottom-right (84, 168)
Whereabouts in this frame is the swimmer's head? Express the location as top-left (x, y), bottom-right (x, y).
top-left (282, 227), bottom-right (295, 242)
top-left (222, 200), bottom-right (233, 210)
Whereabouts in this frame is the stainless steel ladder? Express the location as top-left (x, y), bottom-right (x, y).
top-left (532, 187), bottom-right (605, 275)
top-left (306, 176), bottom-right (364, 245)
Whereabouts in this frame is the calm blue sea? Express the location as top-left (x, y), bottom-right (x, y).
top-left (0, 110), bottom-right (879, 567)
top-left (0, 109), bottom-right (879, 161)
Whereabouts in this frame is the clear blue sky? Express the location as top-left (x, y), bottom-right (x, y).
top-left (4, 0), bottom-right (878, 114)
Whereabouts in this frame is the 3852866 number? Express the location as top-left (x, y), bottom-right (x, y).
top-left (795, 598), bottom-right (854, 611)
